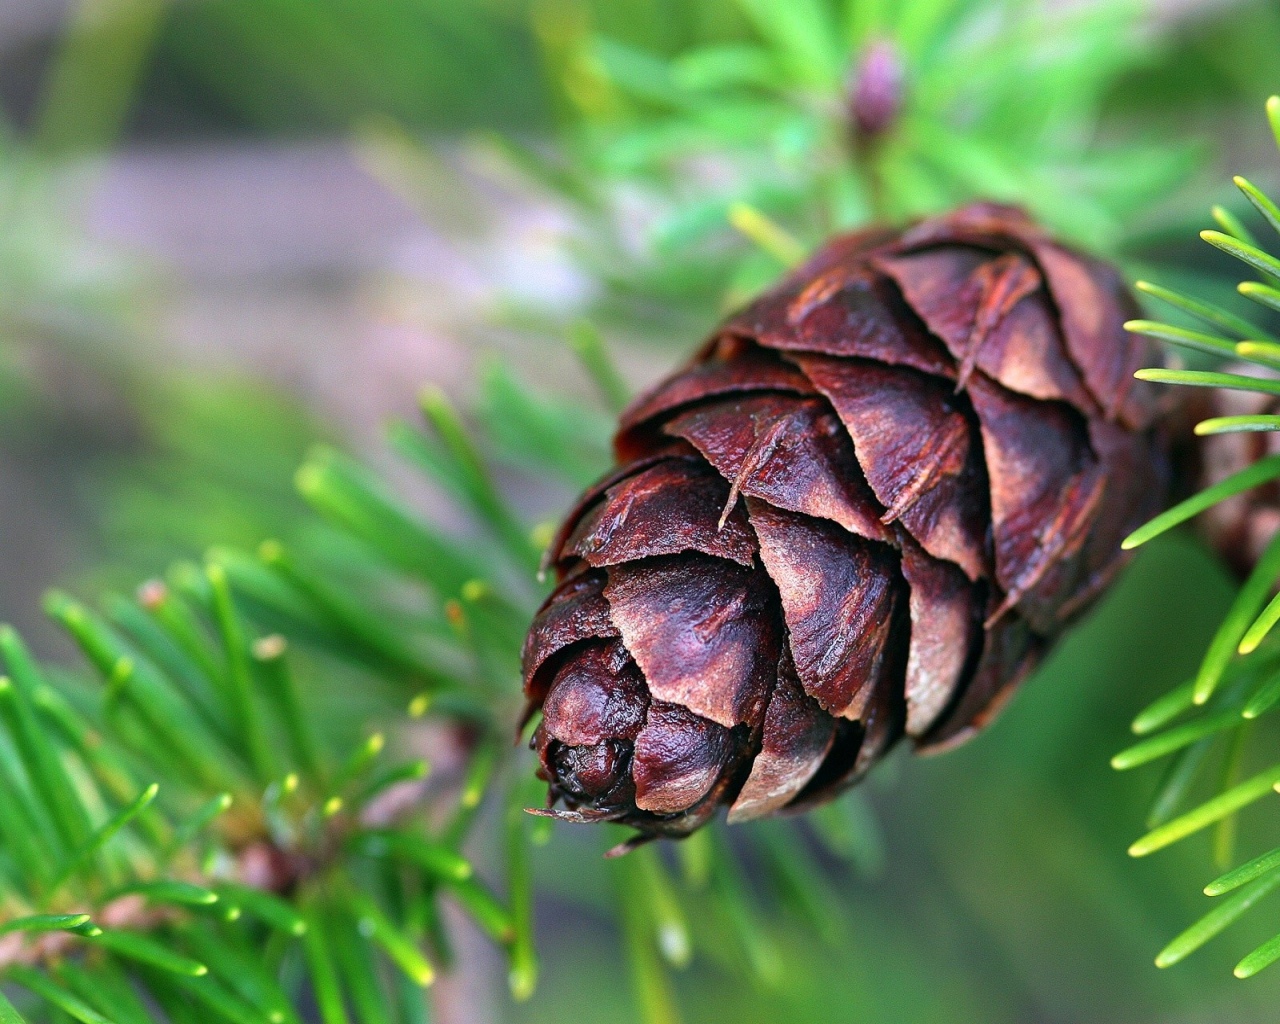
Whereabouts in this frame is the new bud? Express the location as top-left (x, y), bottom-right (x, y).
top-left (848, 39), bottom-right (904, 143)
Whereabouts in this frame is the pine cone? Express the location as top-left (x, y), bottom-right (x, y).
top-left (1184, 363), bottom-right (1280, 575)
top-left (522, 204), bottom-right (1167, 846)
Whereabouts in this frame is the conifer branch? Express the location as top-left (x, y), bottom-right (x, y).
top-left (1118, 95), bottom-right (1280, 980)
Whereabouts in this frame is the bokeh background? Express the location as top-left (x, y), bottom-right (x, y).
top-left (3, 0), bottom-right (1280, 1020)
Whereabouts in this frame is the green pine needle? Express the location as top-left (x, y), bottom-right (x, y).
top-left (1123, 320), bottom-right (1236, 358)
top-left (634, 846), bottom-right (692, 968)
top-left (1133, 368), bottom-right (1280, 398)
top-left (302, 909), bottom-right (349, 1024)
top-left (727, 202), bottom-right (806, 267)
top-left (0, 914), bottom-right (91, 936)
top-left (1201, 230), bottom-right (1280, 284)
top-left (1130, 678), bottom-right (1196, 735)
top-left (89, 930), bottom-right (208, 977)
top-left (505, 788), bottom-right (538, 1001)
top-left (7, 965), bottom-right (113, 1024)
top-left (1206, 846), bottom-right (1280, 897)
top-left (1236, 340), bottom-right (1280, 369)
top-left (1195, 529), bottom-right (1280, 702)
top-left (1155, 868), bottom-right (1280, 968)
top-left (1195, 415), bottom-right (1280, 436)
top-left (1240, 589), bottom-right (1280, 654)
top-left (353, 830), bottom-right (473, 882)
top-left (1121, 455), bottom-right (1280, 551)
top-left (115, 881), bottom-right (219, 908)
top-left (1243, 671), bottom-right (1280, 719)
top-left (444, 876), bottom-right (514, 946)
top-left (1235, 931), bottom-right (1280, 978)
top-left (1239, 280), bottom-right (1280, 313)
top-left (350, 892), bottom-right (435, 988)
top-left (567, 320), bottom-right (630, 414)
top-left (1234, 176), bottom-right (1280, 238)
top-left (1128, 765), bottom-right (1280, 857)
top-left (1211, 206), bottom-right (1259, 248)
top-left (618, 854), bottom-right (681, 1024)
top-left (48, 782), bottom-right (159, 896)
top-left (1111, 711), bottom-right (1239, 770)
top-left (1133, 282), bottom-right (1268, 342)
top-left (216, 882), bottom-right (307, 936)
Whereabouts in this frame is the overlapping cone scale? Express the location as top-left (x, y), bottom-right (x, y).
top-left (522, 203), bottom-right (1167, 844)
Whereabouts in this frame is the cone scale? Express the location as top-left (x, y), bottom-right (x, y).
top-left (522, 204), bottom-right (1167, 847)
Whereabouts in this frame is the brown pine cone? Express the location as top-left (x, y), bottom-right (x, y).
top-left (522, 203), bottom-right (1168, 847)
top-left (1184, 363), bottom-right (1280, 575)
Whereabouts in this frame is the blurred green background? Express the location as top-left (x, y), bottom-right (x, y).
top-left (4, 0), bottom-right (1280, 1020)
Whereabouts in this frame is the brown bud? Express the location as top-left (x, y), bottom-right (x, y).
top-left (523, 203), bottom-right (1168, 846)
top-left (848, 40), bottom-right (904, 143)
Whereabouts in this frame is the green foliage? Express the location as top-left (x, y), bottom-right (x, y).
top-left (0, 319), bottom-right (902, 1021)
top-left (0, 379), bottom-right (544, 1020)
top-left (0, 558), bottom-right (522, 1021)
top-left (1117, 95), bottom-right (1280, 981)
top-left (512, 0), bottom-right (1195, 328)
